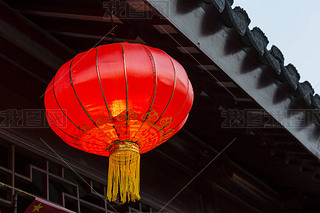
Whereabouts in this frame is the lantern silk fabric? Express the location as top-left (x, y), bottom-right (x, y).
top-left (45, 42), bottom-right (193, 156)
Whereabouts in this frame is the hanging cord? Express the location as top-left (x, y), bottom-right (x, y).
top-left (96, 0), bottom-right (117, 43)
top-left (110, 0), bottom-right (116, 43)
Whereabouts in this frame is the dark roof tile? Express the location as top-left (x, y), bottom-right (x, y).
top-left (226, 7), bottom-right (250, 36)
top-left (227, 0), bottom-right (234, 5)
top-left (246, 27), bottom-right (269, 56)
top-left (311, 95), bottom-right (320, 126)
top-left (312, 94), bottom-right (320, 109)
top-left (281, 64), bottom-right (300, 90)
top-left (297, 81), bottom-right (314, 106)
top-left (211, 0), bottom-right (233, 13)
top-left (262, 50), bottom-right (282, 75)
top-left (211, 0), bottom-right (226, 13)
top-left (286, 64), bottom-right (300, 80)
top-left (270, 45), bottom-right (284, 64)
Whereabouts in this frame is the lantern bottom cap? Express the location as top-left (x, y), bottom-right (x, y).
top-left (108, 141), bottom-right (140, 155)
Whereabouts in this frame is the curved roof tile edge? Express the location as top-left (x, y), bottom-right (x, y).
top-left (210, 0), bottom-right (318, 113)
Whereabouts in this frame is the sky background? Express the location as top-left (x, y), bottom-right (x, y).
top-left (235, 0), bottom-right (320, 93)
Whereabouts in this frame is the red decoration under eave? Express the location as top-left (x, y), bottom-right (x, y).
top-left (45, 42), bottom-right (193, 202)
top-left (45, 42), bottom-right (193, 156)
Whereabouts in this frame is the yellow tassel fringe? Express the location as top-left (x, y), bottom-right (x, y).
top-left (107, 150), bottom-right (140, 203)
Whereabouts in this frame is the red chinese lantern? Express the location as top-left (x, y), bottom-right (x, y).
top-left (44, 42), bottom-right (193, 202)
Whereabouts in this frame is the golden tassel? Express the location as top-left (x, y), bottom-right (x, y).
top-left (107, 142), bottom-right (140, 203)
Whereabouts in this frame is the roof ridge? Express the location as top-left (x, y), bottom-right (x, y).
top-left (209, 0), bottom-right (319, 110)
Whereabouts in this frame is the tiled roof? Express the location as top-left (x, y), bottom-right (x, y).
top-left (211, 0), bottom-right (318, 122)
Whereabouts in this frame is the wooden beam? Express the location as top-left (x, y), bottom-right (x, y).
top-left (25, 15), bottom-right (135, 39)
top-left (0, 1), bottom-right (75, 71)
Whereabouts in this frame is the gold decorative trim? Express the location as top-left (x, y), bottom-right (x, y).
top-left (108, 141), bottom-right (140, 155)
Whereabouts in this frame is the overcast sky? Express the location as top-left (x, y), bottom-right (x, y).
top-left (235, 0), bottom-right (320, 93)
